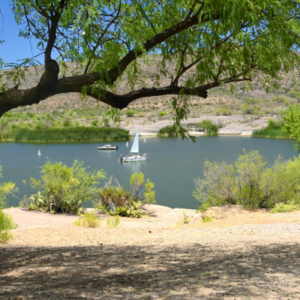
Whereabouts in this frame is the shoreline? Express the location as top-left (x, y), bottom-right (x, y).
top-left (124, 115), bottom-right (271, 137)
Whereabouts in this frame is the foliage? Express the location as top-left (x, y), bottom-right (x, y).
top-left (157, 125), bottom-right (179, 137)
top-left (27, 160), bottom-right (105, 214)
top-left (0, 165), bottom-right (16, 209)
top-left (253, 119), bottom-right (291, 139)
top-left (194, 150), bottom-right (300, 211)
top-left (195, 120), bottom-right (219, 135)
top-left (125, 109), bottom-right (137, 117)
top-left (106, 215), bottom-right (121, 228)
top-left (0, 127), bottom-right (129, 142)
top-left (0, 210), bottom-right (17, 244)
top-left (97, 172), bottom-right (155, 218)
top-left (202, 216), bottom-right (213, 223)
top-left (74, 211), bottom-right (101, 228)
top-left (159, 111), bottom-right (168, 118)
top-left (198, 202), bottom-right (212, 213)
top-left (270, 202), bottom-right (300, 214)
top-left (281, 105), bottom-right (300, 150)
top-left (63, 118), bottom-right (72, 127)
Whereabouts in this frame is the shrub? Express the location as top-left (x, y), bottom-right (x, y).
top-left (63, 118), bottom-right (72, 127)
top-left (125, 109), bottom-right (137, 117)
top-left (26, 160), bottom-right (105, 214)
top-left (157, 125), bottom-right (179, 137)
top-left (158, 111), bottom-right (168, 118)
top-left (194, 150), bottom-right (300, 211)
top-left (202, 216), bottom-right (213, 223)
top-left (74, 211), bottom-right (101, 228)
top-left (0, 210), bottom-right (17, 243)
top-left (97, 172), bottom-right (155, 218)
top-left (270, 202), bottom-right (300, 213)
top-left (195, 120), bottom-right (219, 135)
top-left (91, 120), bottom-right (98, 127)
top-left (0, 165), bottom-right (15, 209)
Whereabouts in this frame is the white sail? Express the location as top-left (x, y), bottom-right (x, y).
top-left (130, 125), bottom-right (139, 153)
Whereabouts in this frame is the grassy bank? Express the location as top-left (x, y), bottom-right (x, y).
top-left (0, 127), bottom-right (129, 142)
top-left (253, 120), bottom-right (293, 139)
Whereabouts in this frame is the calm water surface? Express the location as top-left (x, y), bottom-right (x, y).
top-left (0, 136), bottom-right (297, 209)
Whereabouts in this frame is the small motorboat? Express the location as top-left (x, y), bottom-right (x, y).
top-left (98, 145), bottom-right (118, 150)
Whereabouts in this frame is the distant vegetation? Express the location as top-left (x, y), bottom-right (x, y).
top-left (157, 125), bottom-right (179, 137)
top-left (253, 119), bottom-right (291, 139)
top-left (194, 150), bottom-right (300, 212)
top-left (0, 127), bottom-right (129, 143)
top-left (195, 119), bottom-right (222, 135)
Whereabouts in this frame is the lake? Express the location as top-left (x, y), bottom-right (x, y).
top-left (0, 136), bottom-right (297, 209)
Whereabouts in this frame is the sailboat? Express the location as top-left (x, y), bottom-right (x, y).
top-left (120, 125), bottom-right (147, 162)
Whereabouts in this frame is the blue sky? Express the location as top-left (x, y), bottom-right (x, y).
top-left (1, 0), bottom-right (45, 65)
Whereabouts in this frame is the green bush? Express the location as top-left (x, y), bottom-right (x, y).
top-left (0, 165), bottom-right (15, 209)
top-left (159, 111), bottom-right (168, 118)
top-left (97, 172), bottom-right (155, 218)
top-left (91, 120), bottom-right (98, 127)
top-left (270, 202), bottom-right (300, 213)
top-left (63, 118), bottom-right (72, 127)
top-left (157, 125), bottom-right (179, 137)
top-left (26, 160), bottom-right (106, 214)
top-left (194, 150), bottom-right (300, 211)
top-left (195, 120), bottom-right (219, 135)
top-left (125, 109), bottom-right (137, 117)
top-left (0, 210), bottom-right (17, 243)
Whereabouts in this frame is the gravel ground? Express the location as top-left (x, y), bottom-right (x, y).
top-left (1, 209), bottom-right (300, 300)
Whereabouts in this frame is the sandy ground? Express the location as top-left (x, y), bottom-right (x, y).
top-left (1, 205), bottom-right (300, 300)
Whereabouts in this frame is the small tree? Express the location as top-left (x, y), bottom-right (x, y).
top-left (235, 150), bottom-right (266, 209)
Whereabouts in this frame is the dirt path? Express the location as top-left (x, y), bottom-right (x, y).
top-left (1, 206), bottom-right (300, 300)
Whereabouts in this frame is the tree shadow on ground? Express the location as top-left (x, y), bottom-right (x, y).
top-left (1, 241), bottom-right (300, 300)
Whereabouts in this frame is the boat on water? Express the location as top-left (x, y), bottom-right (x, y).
top-left (119, 125), bottom-right (147, 162)
top-left (98, 145), bottom-right (118, 150)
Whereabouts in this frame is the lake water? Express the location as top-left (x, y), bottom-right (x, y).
top-left (0, 136), bottom-right (297, 209)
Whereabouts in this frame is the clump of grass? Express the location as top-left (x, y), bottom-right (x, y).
top-left (202, 216), bottom-right (213, 223)
top-left (106, 215), bottom-right (121, 228)
top-left (0, 210), bottom-right (17, 244)
top-left (74, 211), bottom-right (101, 228)
top-left (270, 202), bottom-right (300, 213)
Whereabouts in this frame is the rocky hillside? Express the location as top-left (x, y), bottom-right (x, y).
top-left (3, 55), bottom-right (300, 117)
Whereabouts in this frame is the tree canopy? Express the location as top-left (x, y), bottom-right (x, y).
top-left (0, 0), bottom-right (300, 127)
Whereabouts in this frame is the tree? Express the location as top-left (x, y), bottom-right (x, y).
top-left (0, 0), bottom-right (300, 132)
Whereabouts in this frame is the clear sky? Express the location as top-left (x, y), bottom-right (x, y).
top-left (1, 0), bottom-right (45, 65)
